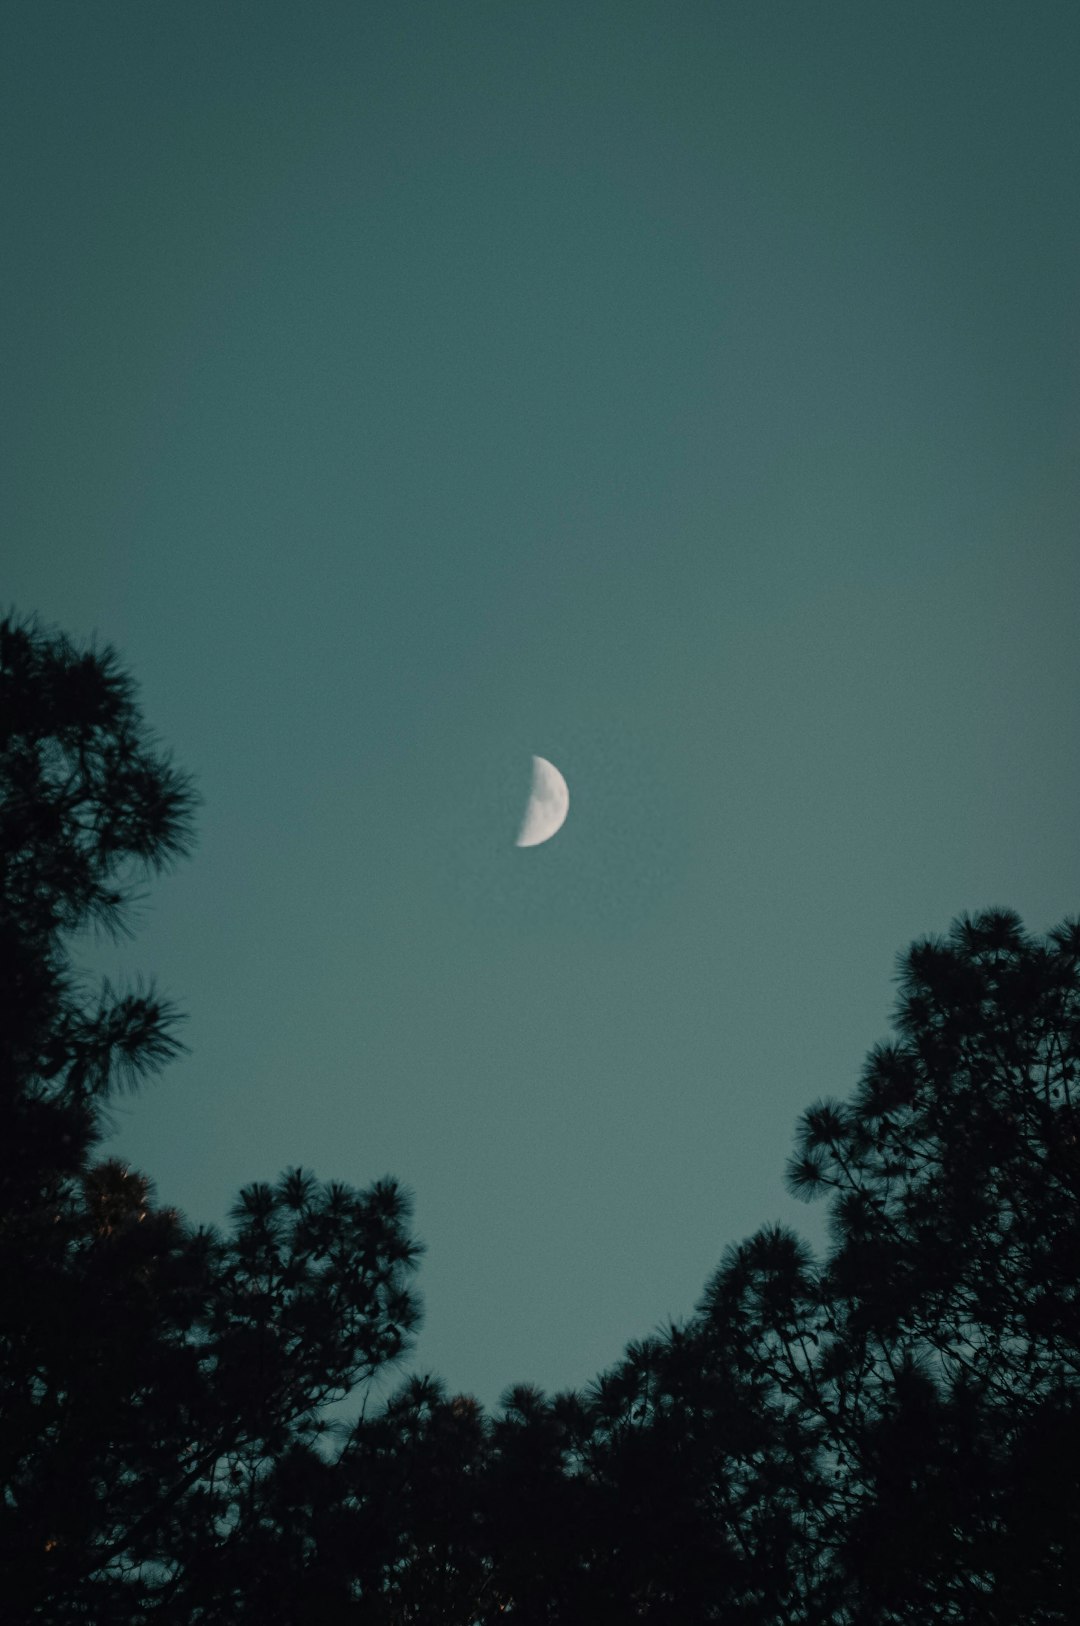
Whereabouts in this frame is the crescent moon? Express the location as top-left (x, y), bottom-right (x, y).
top-left (515, 755), bottom-right (570, 848)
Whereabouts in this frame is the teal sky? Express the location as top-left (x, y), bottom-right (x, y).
top-left (5, 1), bottom-right (1078, 1410)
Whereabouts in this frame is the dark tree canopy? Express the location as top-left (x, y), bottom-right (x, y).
top-left (2, 611), bottom-right (1077, 1623)
top-left (0, 615), bottom-right (423, 1621)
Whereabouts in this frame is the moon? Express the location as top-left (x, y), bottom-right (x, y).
top-left (515, 755), bottom-right (570, 848)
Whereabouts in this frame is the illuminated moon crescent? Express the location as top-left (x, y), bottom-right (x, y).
top-left (515, 755), bottom-right (570, 848)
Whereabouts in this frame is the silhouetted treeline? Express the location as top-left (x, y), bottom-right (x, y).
top-left (2, 611), bottom-right (1078, 1623)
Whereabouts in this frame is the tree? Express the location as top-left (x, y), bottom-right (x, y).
top-left (5, 610), bottom-right (1078, 1622)
top-left (776, 906), bottom-right (1080, 1621)
top-left (328, 910), bottom-right (1080, 1624)
top-left (0, 614), bottom-right (423, 1622)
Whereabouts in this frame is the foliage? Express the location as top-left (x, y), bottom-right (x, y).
top-left (3, 611), bottom-right (1077, 1621)
top-left (343, 909), bottom-right (1079, 1623)
top-left (0, 614), bottom-right (422, 1622)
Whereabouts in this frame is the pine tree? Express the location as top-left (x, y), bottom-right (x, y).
top-left (358, 910), bottom-right (1079, 1623)
top-left (780, 907), bottom-right (1080, 1621)
top-left (6, 611), bottom-right (1077, 1622)
top-left (0, 614), bottom-right (423, 1622)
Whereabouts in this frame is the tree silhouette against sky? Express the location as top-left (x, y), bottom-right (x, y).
top-left (2, 611), bottom-right (1077, 1623)
top-left (0, 614), bottom-right (423, 1621)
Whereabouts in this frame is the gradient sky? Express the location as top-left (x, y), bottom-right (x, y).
top-left (5, 1), bottom-right (1078, 1411)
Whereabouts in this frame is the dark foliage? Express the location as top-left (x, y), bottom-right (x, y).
top-left (0, 615), bottom-right (422, 1622)
top-left (3, 612), bottom-right (1077, 1622)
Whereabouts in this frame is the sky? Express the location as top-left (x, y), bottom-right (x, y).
top-left (4, 1), bottom-right (1078, 1411)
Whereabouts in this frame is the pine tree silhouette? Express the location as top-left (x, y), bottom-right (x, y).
top-left (4, 612), bottom-right (1077, 1622)
top-left (0, 614), bottom-right (423, 1622)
